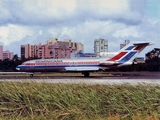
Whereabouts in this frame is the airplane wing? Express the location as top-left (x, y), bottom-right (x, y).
top-left (65, 67), bottom-right (99, 71)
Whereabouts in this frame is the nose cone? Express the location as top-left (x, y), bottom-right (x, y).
top-left (16, 66), bottom-right (20, 71)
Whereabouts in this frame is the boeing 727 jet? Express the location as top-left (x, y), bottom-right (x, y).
top-left (16, 42), bottom-right (151, 77)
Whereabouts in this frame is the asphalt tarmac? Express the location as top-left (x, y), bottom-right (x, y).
top-left (0, 72), bottom-right (159, 84)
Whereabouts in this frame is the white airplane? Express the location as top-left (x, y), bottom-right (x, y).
top-left (16, 42), bottom-right (151, 77)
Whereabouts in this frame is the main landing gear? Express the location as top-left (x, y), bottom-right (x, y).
top-left (82, 72), bottom-right (90, 77)
top-left (29, 73), bottom-right (34, 77)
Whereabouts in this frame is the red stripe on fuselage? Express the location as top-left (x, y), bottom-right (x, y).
top-left (25, 63), bottom-right (35, 65)
top-left (108, 52), bottom-right (127, 61)
top-left (24, 61), bottom-right (100, 66)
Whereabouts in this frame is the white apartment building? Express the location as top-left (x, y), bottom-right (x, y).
top-left (94, 38), bottom-right (108, 57)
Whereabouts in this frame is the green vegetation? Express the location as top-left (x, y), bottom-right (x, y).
top-left (0, 82), bottom-right (159, 120)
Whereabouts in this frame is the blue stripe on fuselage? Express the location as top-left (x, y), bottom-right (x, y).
top-left (17, 64), bottom-right (99, 69)
top-left (118, 52), bottom-right (137, 63)
top-left (125, 46), bottom-right (134, 50)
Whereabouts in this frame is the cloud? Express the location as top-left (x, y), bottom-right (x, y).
top-left (0, 0), bottom-right (76, 25)
top-left (0, 0), bottom-right (159, 57)
top-left (113, 26), bottom-right (141, 38)
top-left (0, 0), bottom-right (145, 26)
top-left (0, 24), bottom-right (32, 45)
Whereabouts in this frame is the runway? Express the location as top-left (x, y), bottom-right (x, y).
top-left (0, 72), bottom-right (159, 84)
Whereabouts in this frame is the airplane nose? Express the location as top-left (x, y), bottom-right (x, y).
top-left (16, 66), bottom-right (20, 71)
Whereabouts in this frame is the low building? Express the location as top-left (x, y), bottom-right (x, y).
top-left (72, 50), bottom-right (96, 58)
top-left (3, 50), bottom-right (14, 60)
top-left (0, 45), bottom-right (14, 60)
top-left (134, 57), bottom-right (145, 63)
top-left (84, 53), bottom-right (96, 57)
top-left (46, 38), bottom-right (84, 53)
top-left (21, 38), bottom-right (84, 59)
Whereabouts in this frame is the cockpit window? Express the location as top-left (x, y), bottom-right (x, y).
top-left (22, 62), bottom-right (26, 65)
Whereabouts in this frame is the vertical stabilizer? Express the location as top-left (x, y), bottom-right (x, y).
top-left (107, 42), bottom-right (150, 63)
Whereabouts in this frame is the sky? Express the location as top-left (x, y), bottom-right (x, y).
top-left (0, 0), bottom-right (160, 57)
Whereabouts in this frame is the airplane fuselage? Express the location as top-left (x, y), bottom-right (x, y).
top-left (16, 57), bottom-right (115, 72)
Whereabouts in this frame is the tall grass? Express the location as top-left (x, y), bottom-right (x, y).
top-left (0, 82), bottom-right (159, 120)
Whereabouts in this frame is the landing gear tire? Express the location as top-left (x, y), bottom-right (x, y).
top-left (30, 74), bottom-right (34, 77)
top-left (83, 72), bottom-right (90, 77)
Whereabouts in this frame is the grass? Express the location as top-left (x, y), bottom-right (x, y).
top-left (0, 82), bottom-right (159, 120)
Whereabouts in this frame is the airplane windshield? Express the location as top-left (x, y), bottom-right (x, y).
top-left (22, 62), bottom-right (26, 65)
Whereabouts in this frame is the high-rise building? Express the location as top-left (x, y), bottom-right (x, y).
top-left (21, 38), bottom-right (84, 59)
top-left (120, 40), bottom-right (130, 49)
top-left (94, 38), bottom-right (108, 56)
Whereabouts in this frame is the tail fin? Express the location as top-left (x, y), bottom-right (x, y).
top-left (107, 42), bottom-right (151, 63)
